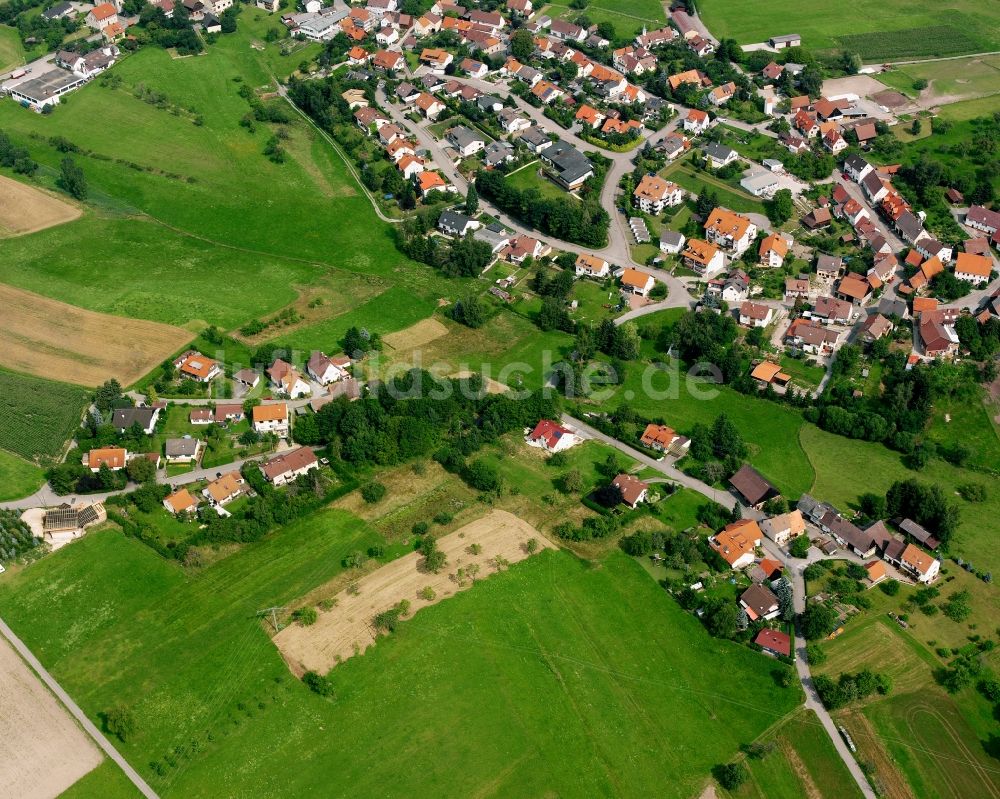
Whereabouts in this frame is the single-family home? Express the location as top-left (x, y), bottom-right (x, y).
top-left (815, 254), bottom-right (844, 281)
top-left (262, 446), bottom-right (319, 486)
top-left (174, 351), bottom-right (223, 383)
top-left (306, 352), bottom-right (348, 385)
top-left (785, 277), bottom-right (810, 300)
top-left (702, 142), bottom-right (738, 169)
top-left (683, 108), bottom-right (710, 134)
top-left (812, 295), bottom-right (855, 324)
top-left (710, 519), bottom-right (762, 570)
top-left (252, 403), bottom-right (289, 436)
top-left (758, 233), bottom-right (788, 267)
top-left (760, 509), bottom-right (806, 545)
top-left (965, 205), bottom-right (1000, 236)
top-left (575, 253), bottom-right (609, 279)
top-left (165, 437), bottom-right (202, 464)
top-left (202, 471), bottom-right (246, 507)
top-left (267, 359), bottom-right (310, 398)
top-left (611, 473), bottom-right (648, 509)
top-left (659, 230), bottom-right (686, 255)
top-left (445, 125), bottom-right (485, 157)
top-left (86, 2), bottom-right (118, 29)
top-left (739, 301), bottom-right (774, 328)
top-left (740, 583), bottom-right (780, 621)
top-left (954, 252), bottom-right (993, 284)
top-left (754, 628), bottom-right (791, 657)
top-left (784, 318), bottom-right (841, 356)
top-left (163, 488), bottom-right (199, 515)
top-left (639, 423), bottom-right (689, 455)
top-left (83, 446), bottom-right (128, 472)
top-left (729, 465), bottom-right (780, 509)
top-left (750, 361), bottom-right (791, 390)
top-left (620, 268), bottom-right (655, 296)
top-left (112, 406), bottom-right (160, 435)
top-left (419, 47), bottom-right (453, 73)
top-left (899, 543), bottom-right (940, 583)
top-left (526, 419), bottom-right (576, 452)
top-left (415, 92), bottom-right (446, 119)
top-left (709, 81), bottom-right (736, 106)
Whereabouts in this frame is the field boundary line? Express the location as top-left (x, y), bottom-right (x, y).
top-left (0, 616), bottom-right (160, 799)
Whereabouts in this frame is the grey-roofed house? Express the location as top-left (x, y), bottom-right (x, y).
top-left (659, 229), bottom-right (686, 254)
top-left (894, 210), bottom-right (924, 244)
top-left (165, 437), bottom-right (201, 463)
top-left (476, 94), bottom-right (504, 113)
top-left (878, 297), bottom-right (909, 319)
top-left (473, 222), bottom-right (512, 253)
top-left (438, 208), bottom-right (480, 237)
top-left (42, 0), bottom-right (74, 18)
top-left (112, 406), bottom-right (160, 435)
top-left (899, 518), bottom-right (940, 550)
top-left (482, 140), bottom-right (515, 167)
top-left (539, 140), bottom-right (594, 190)
top-left (825, 514), bottom-right (876, 557)
top-left (518, 125), bottom-right (552, 153)
top-left (445, 124), bottom-right (486, 157)
top-left (702, 141), bottom-right (737, 169)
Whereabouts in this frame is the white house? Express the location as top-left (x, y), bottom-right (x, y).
top-left (900, 543), bottom-right (940, 584)
top-left (704, 208), bottom-right (757, 256)
top-left (252, 403), bottom-right (289, 437)
top-left (307, 352), bottom-right (349, 385)
top-left (575, 253), bottom-right (610, 279)
top-left (526, 419), bottom-right (577, 452)
top-left (620, 268), bottom-right (655, 296)
top-left (633, 174), bottom-right (684, 214)
top-left (954, 252), bottom-right (993, 285)
top-left (739, 301), bottom-right (774, 328)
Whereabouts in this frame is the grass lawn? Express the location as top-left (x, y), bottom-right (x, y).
top-left (924, 389), bottom-right (1000, 473)
top-left (877, 54), bottom-right (1000, 100)
top-left (697, 0), bottom-right (1000, 57)
top-left (506, 161), bottom-right (571, 201)
top-left (725, 709), bottom-right (864, 799)
top-left (778, 355), bottom-right (826, 388)
top-left (0, 25), bottom-right (24, 73)
top-left (59, 760), bottom-right (142, 799)
top-left (0, 20), bottom-right (455, 348)
top-left (0, 369), bottom-right (89, 462)
top-left (577, 362), bottom-right (814, 498)
top-left (543, 0), bottom-right (666, 38)
top-left (937, 93), bottom-right (1000, 121)
top-left (0, 448), bottom-right (44, 501)
top-left (800, 424), bottom-right (1000, 576)
top-left (569, 277), bottom-right (620, 325)
top-left (662, 161), bottom-right (765, 216)
top-left (0, 519), bottom-right (802, 798)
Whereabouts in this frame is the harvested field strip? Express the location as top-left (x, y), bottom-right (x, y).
top-left (0, 174), bottom-right (81, 237)
top-left (274, 509), bottom-right (553, 674)
top-left (0, 635), bottom-right (102, 798)
top-left (382, 317), bottom-right (449, 351)
top-left (0, 283), bottom-right (193, 387)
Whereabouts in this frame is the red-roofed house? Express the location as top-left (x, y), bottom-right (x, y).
top-left (526, 419), bottom-right (577, 452)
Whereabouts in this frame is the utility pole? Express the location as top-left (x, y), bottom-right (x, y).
top-left (257, 606), bottom-right (285, 632)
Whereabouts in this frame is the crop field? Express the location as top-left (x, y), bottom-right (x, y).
top-left (0, 511), bottom-right (802, 798)
top-left (0, 19), bottom-right (457, 348)
top-left (813, 613), bottom-right (1000, 799)
top-left (0, 449), bottom-right (44, 501)
top-left (0, 369), bottom-right (89, 461)
top-left (276, 510), bottom-right (553, 674)
top-left (697, 0), bottom-right (1000, 57)
top-left (0, 635), bottom-right (102, 799)
top-left (0, 283), bottom-right (193, 387)
top-left (0, 173), bottom-right (80, 237)
top-left (728, 710), bottom-right (863, 799)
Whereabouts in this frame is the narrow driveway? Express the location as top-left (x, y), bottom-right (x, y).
top-left (0, 617), bottom-right (160, 799)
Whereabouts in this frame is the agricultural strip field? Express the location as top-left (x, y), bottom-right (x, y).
top-left (0, 173), bottom-right (80, 236)
top-left (727, 710), bottom-right (864, 799)
top-left (0, 514), bottom-right (801, 798)
top-left (696, 0), bottom-right (1000, 58)
top-left (0, 20), bottom-right (458, 349)
top-left (275, 509), bottom-right (552, 674)
top-left (800, 424), bottom-right (1000, 576)
top-left (0, 369), bottom-right (89, 461)
top-left (0, 283), bottom-right (193, 387)
top-left (0, 449), bottom-right (44, 501)
top-left (0, 635), bottom-right (102, 798)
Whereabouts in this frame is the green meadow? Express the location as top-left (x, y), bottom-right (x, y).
top-left (0, 517), bottom-right (801, 798)
top-left (697, 0), bottom-right (1000, 57)
top-left (0, 448), bottom-right (44, 500)
top-left (0, 25), bottom-right (24, 73)
top-left (0, 17), bottom-right (457, 350)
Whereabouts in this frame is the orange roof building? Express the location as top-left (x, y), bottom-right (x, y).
top-left (85, 447), bottom-right (128, 471)
top-left (710, 519), bottom-right (762, 569)
top-left (253, 403), bottom-right (288, 423)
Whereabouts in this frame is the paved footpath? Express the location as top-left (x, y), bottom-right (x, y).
top-left (0, 617), bottom-right (160, 799)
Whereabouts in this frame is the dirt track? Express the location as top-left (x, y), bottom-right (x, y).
top-left (0, 174), bottom-right (81, 237)
top-left (0, 636), bottom-right (101, 799)
top-left (275, 509), bottom-right (552, 675)
top-left (0, 283), bottom-right (193, 386)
